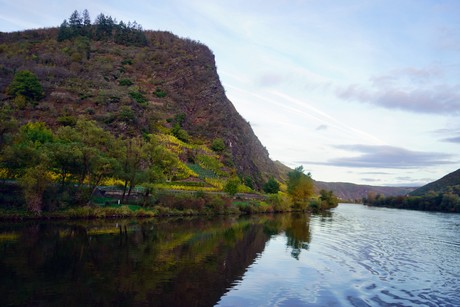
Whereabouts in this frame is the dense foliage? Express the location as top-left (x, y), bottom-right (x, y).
top-left (263, 177), bottom-right (280, 194)
top-left (287, 166), bottom-right (315, 209)
top-left (410, 168), bottom-right (460, 196)
top-left (6, 70), bottom-right (44, 102)
top-left (363, 189), bottom-right (460, 213)
top-left (58, 10), bottom-right (147, 46)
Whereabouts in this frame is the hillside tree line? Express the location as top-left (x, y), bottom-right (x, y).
top-left (57, 9), bottom-right (147, 46)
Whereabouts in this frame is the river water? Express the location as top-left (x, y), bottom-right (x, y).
top-left (0, 204), bottom-right (459, 306)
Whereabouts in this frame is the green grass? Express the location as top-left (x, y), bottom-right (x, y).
top-left (187, 163), bottom-right (218, 179)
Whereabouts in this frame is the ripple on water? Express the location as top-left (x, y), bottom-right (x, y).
top-left (306, 204), bottom-right (460, 306)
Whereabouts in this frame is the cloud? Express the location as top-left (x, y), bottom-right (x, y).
top-left (256, 72), bottom-right (285, 87)
top-left (442, 136), bottom-right (460, 143)
top-left (315, 124), bottom-right (328, 131)
top-left (299, 144), bottom-right (455, 169)
top-left (336, 67), bottom-right (460, 115)
top-left (432, 127), bottom-right (460, 144)
top-left (361, 178), bottom-right (381, 183)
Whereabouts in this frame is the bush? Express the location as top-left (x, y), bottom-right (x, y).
top-left (268, 192), bottom-right (292, 212)
top-left (211, 138), bottom-right (225, 152)
top-left (119, 78), bottom-right (134, 86)
top-left (153, 87), bottom-right (167, 98)
top-left (129, 91), bottom-right (147, 104)
top-left (7, 70), bottom-right (44, 101)
top-left (57, 115), bottom-right (77, 126)
top-left (263, 177), bottom-right (280, 194)
top-left (224, 178), bottom-right (240, 196)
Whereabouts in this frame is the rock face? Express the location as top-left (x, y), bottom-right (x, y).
top-left (0, 29), bottom-right (281, 188)
top-left (154, 34), bottom-right (279, 186)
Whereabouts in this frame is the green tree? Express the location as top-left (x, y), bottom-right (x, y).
top-left (224, 177), bottom-right (240, 196)
top-left (319, 189), bottom-right (339, 209)
top-left (211, 138), bottom-right (225, 152)
top-left (263, 177), bottom-right (280, 194)
top-left (1, 122), bottom-right (54, 213)
top-left (53, 120), bottom-right (119, 202)
top-left (57, 19), bottom-right (72, 41)
top-left (7, 70), bottom-right (44, 102)
top-left (287, 166), bottom-right (314, 209)
top-left (118, 137), bottom-right (147, 202)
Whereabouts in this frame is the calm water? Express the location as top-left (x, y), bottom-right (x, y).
top-left (0, 204), bottom-right (459, 306)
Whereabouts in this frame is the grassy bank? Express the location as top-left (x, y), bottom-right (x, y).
top-left (0, 190), bottom-right (336, 220)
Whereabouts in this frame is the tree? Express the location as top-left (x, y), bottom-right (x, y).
top-left (68, 10), bottom-right (83, 29)
top-left (319, 189), bottom-right (339, 209)
top-left (7, 70), bottom-right (44, 102)
top-left (57, 19), bottom-right (72, 41)
top-left (287, 166), bottom-right (314, 209)
top-left (94, 13), bottom-right (115, 40)
top-left (1, 122), bottom-right (54, 213)
top-left (263, 177), bottom-right (280, 194)
top-left (82, 9), bottom-right (91, 27)
top-left (224, 177), bottom-right (240, 196)
top-left (118, 137), bottom-right (146, 202)
top-left (211, 138), bottom-right (225, 152)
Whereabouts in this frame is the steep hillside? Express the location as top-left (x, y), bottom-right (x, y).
top-left (410, 168), bottom-right (460, 196)
top-left (0, 26), bottom-right (281, 188)
top-left (314, 181), bottom-right (416, 202)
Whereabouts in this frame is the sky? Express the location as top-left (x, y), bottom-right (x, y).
top-left (1, 0), bottom-right (460, 186)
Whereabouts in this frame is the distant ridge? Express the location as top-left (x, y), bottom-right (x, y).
top-left (314, 181), bottom-right (416, 202)
top-left (410, 168), bottom-right (460, 196)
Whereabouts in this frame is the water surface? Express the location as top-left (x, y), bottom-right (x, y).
top-left (0, 204), bottom-right (458, 306)
top-left (218, 204), bottom-right (460, 306)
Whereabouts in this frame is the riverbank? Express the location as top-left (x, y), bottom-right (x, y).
top-left (0, 193), bottom-right (337, 220)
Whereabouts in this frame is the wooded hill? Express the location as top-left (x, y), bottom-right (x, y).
top-left (314, 181), bottom-right (415, 203)
top-left (0, 10), bottom-right (283, 193)
top-left (363, 168), bottom-right (460, 213)
top-left (410, 168), bottom-right (460, 196)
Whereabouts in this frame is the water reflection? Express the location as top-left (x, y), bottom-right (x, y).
top-left (0, 214), bottom-right (311, 306)
top-left (5, 207), bottom-right (455, 307)
top-left (285, 213), bottom-right (311, 260)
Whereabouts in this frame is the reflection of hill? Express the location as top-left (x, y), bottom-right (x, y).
top-left (0, 217), bottom-right (273, 306)
top-left (158, 222), bottom-right (270, 306)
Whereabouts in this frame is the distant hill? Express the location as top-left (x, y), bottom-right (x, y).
top-left (314, 181), bottom-right (416, 202)
top-left (410, 169), bottom-right (460, 196)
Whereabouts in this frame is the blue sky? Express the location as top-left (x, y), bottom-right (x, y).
top-left (1, 0), bottom-right (459, 186)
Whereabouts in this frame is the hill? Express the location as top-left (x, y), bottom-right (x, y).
top-left (0, 18), bottom-right (282, 189)
top-left (410, 168), bottom-right (460, 196)
top-left (314, 181), bottom-right (416, 202)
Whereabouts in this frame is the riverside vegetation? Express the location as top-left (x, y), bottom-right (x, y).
top-left (363, 168), bottom-right (460, 213)
top-left (0, 10), bottom-right (338, 218)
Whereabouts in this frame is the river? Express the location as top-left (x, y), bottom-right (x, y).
top-left (0, 204), bottom-right (459, 306)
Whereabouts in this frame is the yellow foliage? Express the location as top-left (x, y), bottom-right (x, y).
top-left (0, 168), bottom-right (8, 179)
top-left (101, 177), bottom-right (125, 186)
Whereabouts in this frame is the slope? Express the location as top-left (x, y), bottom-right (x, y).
top-left (410, 168), bottom-right (460, 196)
top-left (0, 26), bottom-right (282, 188)
top-left (315, 181), bottom-right (416, 202)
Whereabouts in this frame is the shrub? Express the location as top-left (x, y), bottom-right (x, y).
top-left (263, 177), bottom-right (280, 194)
top-left (211, 138), bottom-right (225, 152)
top-left (118, 106), bottom-right (135, 123)
top-left (57, 115), bottom-right (77, 126)
top-left (119, 78), bottom-right (133, 86)
top-left (153, 87), bottom-right (167, 98)
top-left (129, 91), bottom-right (147, 104)
top-left (7, 70), bottom-right (44, 101)
top-left (224, 178), bottom-right (240, 196)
